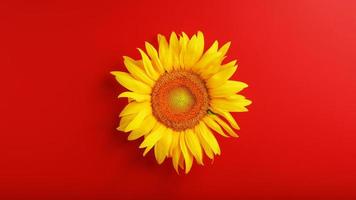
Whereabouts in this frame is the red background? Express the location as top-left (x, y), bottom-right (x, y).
top-left (1, 0), bottom-right (356, 199)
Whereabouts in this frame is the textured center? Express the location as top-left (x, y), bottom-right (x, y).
top-left (168, 87), bottom-right (195, 113)
top-left (151, 70), bottom-right (209, 131)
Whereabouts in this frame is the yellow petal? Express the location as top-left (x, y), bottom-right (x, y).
top-left (143, 145), bottom-right (153, 156)
top-left (202, 115), bottom-right (229, 137)
top-left (145, 42), bottom-right (165, 74)
top-left (197, 31), bottom-right (204, 51)
top-left (154, 128), bottom-right (173, 164)
top-left (123, 56), bottom-right (154, 87)
top-left (127, 115), bottom-right (157, 141)
top-left (170, 131), bottom-right (181, 173)
top-left (117, 114), bottom-right (135, 131)
top-left (206, 66), bottom-right (237, 88)
top-left (158, 34), bottom-right (173, 72)
top-left (210, 97), bottom-right (252, 112)
top-left (192, 41), bottom-right (219, 72)
top-left (138, 48), bottom-right (160, 80)
top-left (225, 94), bottom-right (252, 102)
top-left (184, 32), bottom-right (204, 68)
top-left (179, 131), bottom-right (193, 174)
top-left (139, 123), bottom-right (166, 148)
top-left (216, 42), bottom-right (231, 64)
top-left (195, 127), bottom-right (214, 159)
top-left (169, 131), bottom-right (179, 156)
top-left (111, 71), bottom-right (151, 94)
top-left (210, 115), bottom-right (238, 137)
top-left (199, 60), bottom-right (237, 80)
top-left (119, 102), bottom-right (150, 117)
top-left (197, 122), bottom-right (221, 155)
top-left (124, 108), bottom-right (150, 132)
top-left (210, 107), bottom-right (240, 130)
top-left (178, 155), bottom-right (185, 170)
top-left (198, 65), bottom-right (219, 80)
top-left (118, 91), bottom-right (150, 102)
top-left (209, 80), bottom-right (248, 97)
top-left (179, 32), bottom-right (189, 69)
top-left (222, 59), bottom-right (237, 68)
top-left (185, 129), bottom-right (203, 165)
top-left (172, 146), bottom-right (181, 173)
top-left (169, 32), bottom-right (181, 69)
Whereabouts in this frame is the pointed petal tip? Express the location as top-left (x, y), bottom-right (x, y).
top-left (245, 99), bottom-right (252, 106)
top-left (139, 143), bottom-right (145, 149)
top-left (110, 71), bottom-right (119, 76)
top-left (145, 41), bottom-right (155, 49)
top-left (142, 147), bottom-right (151, 156)
top-left (157, 34), bottom-right (165, 40)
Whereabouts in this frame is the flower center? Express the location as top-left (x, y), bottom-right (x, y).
top-left (151, 70), bottom-right (209, 131)
top-left (168, 87), bottom-right (195, 113)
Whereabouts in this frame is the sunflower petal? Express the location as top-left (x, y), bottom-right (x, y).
top-left (154, 128), bottom-right (173, 164)
top-left (170, 132), bottom-right (181, 172)
top-left (145, 42), bottom-right (164, 74)
top-left (169, 131), bottom-right (179, 156)
top-left (179, 131), bottom-right (193, 174)
top-left (203, 115), bottom-right (229, 137)
top-left (127, 115), bottom-right (157, 141)
top-left (197, 122), bottom-right (221, 155)
top-left (118, 92), bottom-right (150, 102)
top-left (138, 48), bottom-right (160, 80)
top-left (123, 57), bottom-right (154, 87)
top-left (210, 115), bottom-right (238, 137)
top-left (117, 114), bottom-right (135, 131)
top-left (210, 97), bottom-right (251, 112)
top-left (158, 34), bottom-right (173, 72)
top-left (195, 126), bottom-right (214, 159)
top-left (192, 41), bottom-right (219, 72)
top-left (139, 123), bottom-right (166, 148)
top-left (206, 66), bottom-right (237, 88)
top-left (124, 108), bottom-right (150, 132)
top-left (216, 42), bottom-right (231, 63)
top-left (119, 102), bottom-right (150, 117)
top-left (184, 32), bottom-right (204, 68)
top-left (172, 146), bottom-right (181, 173)
top-left (209, 80), bottom-right (248, 97)
top-left (185, 129), bottom-right (203, 165)
top-left (169, 32), bottom-right (181, 70)
top-left (179, 32), bottom-right (189, 69)
top-left (225, 94), bottom-right (252, 102)
top-left (222, 59), bottom-right (237, 68)
top-left (210, 107), bottom-right (240, 130)
top-left (197, 31), bottom-right (204, 50)
top-left (178, 155), bottom-right (185, 170)
top-left (143, 145), bottom-right (154, 156)
top-left (111, 71), bottom-right (151, 94)
top-left (199, 59), bottom-right (236, 80)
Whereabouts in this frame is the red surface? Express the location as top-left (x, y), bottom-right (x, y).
top-left (1, 0), bottom-right (356, 199)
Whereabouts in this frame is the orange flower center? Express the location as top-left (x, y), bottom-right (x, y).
top-left (151, 70), bottom-right (209, 131)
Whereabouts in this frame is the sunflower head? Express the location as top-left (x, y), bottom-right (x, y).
top-left (111, 31), bottom-right (251, 174)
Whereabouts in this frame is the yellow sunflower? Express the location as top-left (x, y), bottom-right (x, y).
top-left (111, 31), bottom-right (251, 174)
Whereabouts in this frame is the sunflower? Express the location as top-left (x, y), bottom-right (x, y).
top-left (111, 31), bottom-right (251, 174)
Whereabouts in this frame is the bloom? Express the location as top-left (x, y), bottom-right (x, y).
top-left (111, 31), bottom-right (251, 173)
